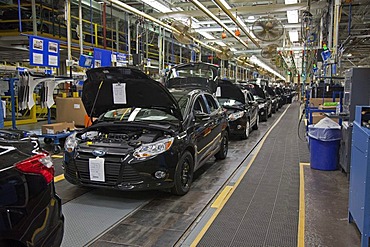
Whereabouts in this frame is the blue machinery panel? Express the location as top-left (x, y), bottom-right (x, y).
top-left (349, 106), bottom-right (370, 247)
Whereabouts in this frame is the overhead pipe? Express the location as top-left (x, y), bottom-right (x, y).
top-left (212, 0), bottom-right (260, 48)
top-left (189, 0), bottom-right (250, 49)
top-left (105, 0), bottom-right (221, 53)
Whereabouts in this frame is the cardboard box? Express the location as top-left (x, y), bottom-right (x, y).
top-left (311, 113), bottom-right (339, 124)
top-left (42, 122), bottom-right (75, 134)
top-left (56, 97), bottom-right (87, 127)
top-left (309, 98), bottom-right (339, 107)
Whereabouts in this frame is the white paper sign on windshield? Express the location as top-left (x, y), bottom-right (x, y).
top-left (112, 83), bottom-right (127, 104)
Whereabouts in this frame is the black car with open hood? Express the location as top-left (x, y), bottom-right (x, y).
top-left (165, 62), bottom-right (220, 93)
top-left (64, 67), bottom-right (229, 195)
top-left (216, 80), bottom-right (259, 139)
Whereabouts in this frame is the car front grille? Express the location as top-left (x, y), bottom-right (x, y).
top-left (75, 152), bottom-right (142, 185)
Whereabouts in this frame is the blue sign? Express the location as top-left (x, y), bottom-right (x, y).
top-left (29, 36), bottom-right (60, 67)
top-left (93, 48), bottom-right (112, 68)
top-left (321, 49), bottom-right (331, 62)
top-left (79, 54), bottom-right (94, 68)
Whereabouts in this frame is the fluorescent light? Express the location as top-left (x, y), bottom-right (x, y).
top-left (230, 48), bottom-right (237, 52)
top-left (141, 0), bottom-right (171, 13)
top-left (198, 31), bottom-right (216, 39)
top-left (247, 16), bottom-right (255, 20)
top-left (250, 55), bottom-right (285, 80)
top-left (216, 41), bottom-right (227, 46)
top-left (287, 10), bottom-right (299, 23)
top-left (285, 0), bottom-right (297, 4)
top-left (289, 30), bottom-right (299, 42)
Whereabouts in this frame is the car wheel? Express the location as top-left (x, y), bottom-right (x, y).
top-left (252, 114), bottom-right (259, 130)
top-left (171, 151), bottom-right (194, 196)
top-left (241, 119), bottom-right (250, 139)
top-left (215, 131), bottom-right (228, 160)
top-left (261, 111), bottom-right (268, 122)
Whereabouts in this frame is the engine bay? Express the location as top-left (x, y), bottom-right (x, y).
top-left (79, 127), bottom-right (166, 148)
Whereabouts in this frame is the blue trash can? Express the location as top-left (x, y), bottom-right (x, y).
top-left (308, 118), bottom-right (341, 171)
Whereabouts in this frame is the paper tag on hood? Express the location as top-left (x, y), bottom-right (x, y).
top-left (112, 83), bottom-right (127, 104)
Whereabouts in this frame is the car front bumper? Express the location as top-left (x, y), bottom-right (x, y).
top-left (63, 150), bottom-right (179, 191)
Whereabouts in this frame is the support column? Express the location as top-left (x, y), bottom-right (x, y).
top-left (79, 0), bottom-right (83, 55)
top-left (116, 20), bottom-right (119, 52)
top-left (31, 0), bottom-right (37, 35)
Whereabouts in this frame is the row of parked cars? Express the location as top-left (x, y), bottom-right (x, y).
top-left (0, 62), bottom-right (295, 246)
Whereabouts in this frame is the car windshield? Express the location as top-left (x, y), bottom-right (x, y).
top-left (171, 93), bottom-right (190, 115)
top-left (218, 98), bottom-right (244, 107)
top-left (250, 87), bottom-right (266, 99)
top-left (168, 64), bottom-right (218, 80)
top-left (101, 108), bottom-right (178, 122)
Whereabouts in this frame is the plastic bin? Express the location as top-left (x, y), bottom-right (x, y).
top-left (308, 118), bottom-right (341, 170)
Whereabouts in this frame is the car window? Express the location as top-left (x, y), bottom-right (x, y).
top-left (247, 93), bottom-right (254, 102)
top-left (193, 96), bottom-right (208, 114)
top-left (204, 94), bottom-right (219, 113)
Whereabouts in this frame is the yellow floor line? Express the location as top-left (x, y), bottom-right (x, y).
top-left (190, 105), bottom-right (291, 247)
top-left (298, 163), bottom-right (310, 247)
top-left (51, 155), bottom-right (63, 159)
top-left (54, 174), bottom-right (65, 183)
top-left (211, 186), bottom-right (233, 208)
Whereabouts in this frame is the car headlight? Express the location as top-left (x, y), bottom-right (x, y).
top-left (258, 103), bottom-right (265, 109)
top-left (64, 132), bottom-right (78, 152)
top-left (228, 111), bottom-right (245, 121)
top-left (133, 137), bottom-right (174, 159)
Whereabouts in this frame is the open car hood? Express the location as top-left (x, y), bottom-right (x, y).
top-left (166, 77), bottom-right (218, 93)
top-left (83, 67), bottom-right (182, 120)
top-left (217, 80), bottom-right (245, 104)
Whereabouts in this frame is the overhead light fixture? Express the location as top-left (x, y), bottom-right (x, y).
top-left (289, 30), bottom-right (299, 42)
top-left (250, 55), bottom-right (286, 80)
top-left (141, 0), bottom-right (171, 13)
top-left (287, 10), bottom-right (299, 23)
top-left (247, 16), bottom-right (255, 20)
top-left (285, 0), bottom-right (297, 4)
top-left (198, 31), bottom-right (216, 39)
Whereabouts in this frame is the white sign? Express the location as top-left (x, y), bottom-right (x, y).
top-left (216, 87), bottom-right (222, 97)
top-left (112, 83), bottom-right (127, 104)
top-left (33, 53), bottom-right (43, 65)
top-left (48, 55), bottom-right (58, 66)
top-left (89, 157), bottom-right (105, 182)
top-left (73, 104), bottom-right (80, 109)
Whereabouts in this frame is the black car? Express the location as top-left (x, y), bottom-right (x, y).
top-left (216, 80), bottom-right (259, 139)
top-left (274, 87), bottom-right (287, 107)
top-left (0, 129), bottom-right (64, 247)
top-left (265, 86), bottom-right (279, 113)
top-left (239, 82), bottom-right (272, 121)
top-left (165, 62), bottom-right (220, 93)
top-left (63, 67), bottom-right (229, 195)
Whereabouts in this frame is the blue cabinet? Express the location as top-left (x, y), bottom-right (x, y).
top-left (349, 106), bottom-right (370, 247)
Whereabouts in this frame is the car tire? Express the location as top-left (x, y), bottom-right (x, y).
top-left (215, 131), bottom-right (228, 160)
top-left (171, 151), bottom-right (194, 196)
top-left (272, 104), bottom-right (276, 113)
top-left (241, 119), bottom-right (250, 139)
top-left (252, 114), bottom-right (259, 130)
top-left (261, 111), bottom-right (268, 122)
